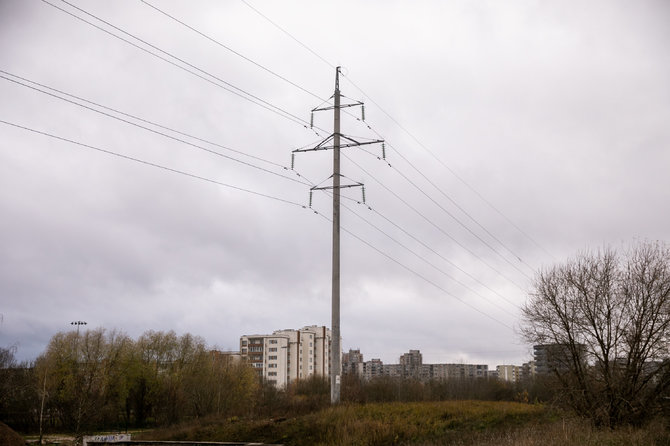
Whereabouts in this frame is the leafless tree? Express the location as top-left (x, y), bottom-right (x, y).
top-left (522, 241), bottom-right (670, 427)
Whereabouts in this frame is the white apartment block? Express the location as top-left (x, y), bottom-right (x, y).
top-left (496, 364), bottom-right (521, 382)
top-left (240, 325), bottom-right (334, 388)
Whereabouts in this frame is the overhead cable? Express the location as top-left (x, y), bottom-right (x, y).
top-left (342, 152), bottom-right (527, 292)
top-left (239, 0), bottom-right (336, 70)
top-left (0, 73), bottom-right (311, 187)
top-left (336, 197), bottom-right (520, 316)
top-left (41, 0), bottom-right (324, 134)
top-left (239, 0), bottom-right (554, 260)
top-left (1, 118), bottom-right (514, 330)
top-left (0, 119), bottom-right (307, 208)
top-left (139, 0), bottom-right (326, 102)
top-left (314, 212), bottom-right (515, 331)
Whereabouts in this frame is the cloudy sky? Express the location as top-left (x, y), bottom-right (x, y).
top-left (1, 0), bottom-right (669, 368)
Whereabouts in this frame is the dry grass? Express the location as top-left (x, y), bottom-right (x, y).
top-left (451, 417), bottom-right (670, 446)
top-left (140, 400), bottom-right (670, 446)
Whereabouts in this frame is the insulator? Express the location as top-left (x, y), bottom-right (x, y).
top-left (309, 190), bottom-right (313, 208)
top-left (361, 105), bottom-right (365, 121)
top-left (291, 153), bottom-right (295, 169)
top-left (382, 142), bottom-right (386, 160)
top-left (362, 186), bottom-right (366, 204)
top-left (310, 112), bottom-right (314, 128)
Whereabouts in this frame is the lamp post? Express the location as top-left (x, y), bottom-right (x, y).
top-left (70, 320), bottom-right (87, 336)
top-left (70, 321), bottom-right (87, 359)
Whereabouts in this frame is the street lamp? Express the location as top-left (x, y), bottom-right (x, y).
top-left (70, 320), bottom-right (87, 335)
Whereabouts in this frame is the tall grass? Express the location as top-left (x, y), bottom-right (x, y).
top-left (141, 400), bottom-right (670, 445)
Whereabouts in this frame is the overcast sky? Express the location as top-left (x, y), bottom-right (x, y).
top-left (1, 0), bottom-right (669, 368)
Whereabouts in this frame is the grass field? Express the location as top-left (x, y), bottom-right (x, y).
top-left (139, 400), bottom-right (670, 446)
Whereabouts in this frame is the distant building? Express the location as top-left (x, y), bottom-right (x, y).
top-left (534, 344), bottom-right (585, 375)
top-left (346, 349), bottom-right (488, 381)
top-left (364, 358), bottom-right (385, 380)
top-left (432, 363), bottom-right (488, 379)
top-left (399, 349), bottom-right (423, 367)
top-left (240, 325), bottom-right (333, 387)
top-left (210, 350), bottom-right (242, 366)
top-left (496, 364), bottom-right (521, 382)
top-left (342, 349), bottom-right (364, 376)
top-left (521, 361), bottom-right (536, 380)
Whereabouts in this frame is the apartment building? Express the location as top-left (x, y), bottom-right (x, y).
top-left (521, 361), bottom-right (536, 380)
top-left (399, 350), bottom-right (423, 367)
top-left (430, 363), bottom-right (488, 379)
top-left (496, 364), bottom-right (521, 382)
top-left (343, 349), bottom-right (488, 381)
top-left (240, 325), bottom-right (333, 387)
top-left (342, 349), bottom-right (365, 376)
top-left (534, 344), bottom-right (584, 375)
top-left (365, 358), bottom-right (385, 380)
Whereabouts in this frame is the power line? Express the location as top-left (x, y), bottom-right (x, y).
top-left (342, 196), bottom-right (522, 309)
top-left (129, 0), bottom-right (529, 303)
top-left (342, 151), bottom-right (528, 292)
top-left (296, 160), bottom-right (521, 311)
top-left (239, 0), bottom-right (336, 70)
top-left (41, 0), bottom-right (323, 134)
top-left (145, 1), bottom-right (534, 292)
top-left (314, 211), bottom-right (514, 331)
top-left (238, 0), bottom-right (553, 261)
top-left (340, 74), bottom-right (556, 261)
top-left (34, 1), bottom-right (522, 332)
top-left (0, 70), bottom-right (288, 171)
top-left (139, 0), bottom-right (326, 102)
top-left (0, 121), bottom-right (514, 332)
top-left (0, 119), bottom-right (308, 208)
top-left (336, 197), bottom-right (520, 317)
top-left (0, 72), bottom-right (311, 188)
top-left (310, 177), bottom-right (522, 309)
top-left (351, 119), bottom-right (536, 278)
top-left (391, 155), bottom-right (532, 279)
top-left (372, 132), bottom-right (536, 275)
top-left (368, 138), bottom-right (534, 281)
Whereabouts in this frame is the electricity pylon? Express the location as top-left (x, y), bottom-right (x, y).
top-left (293, 67), bottom-right (383, 403)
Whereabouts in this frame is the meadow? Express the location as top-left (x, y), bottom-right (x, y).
top-left (139, 400), bottom-right (670, 446)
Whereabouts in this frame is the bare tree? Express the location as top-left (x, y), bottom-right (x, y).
top-left (522, 241), bottom-right (670, 427)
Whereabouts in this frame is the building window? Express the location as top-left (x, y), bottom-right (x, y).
top-left (268, 372), bottom-right (277, 377)
top-left (269, 339), bottom-right (278, 344)
top-left (241, 348), bottom-right (247, 353)
top-left (268, 363), bottom-right (277, 368)
top-left (269, 355), bottom-right (277, 360)
top-left (269, 347), bottom-right (277, 352)
top-left (241, 340), bottom-right (248, 346)
top-left (249, 346), bottom-right (263, 352)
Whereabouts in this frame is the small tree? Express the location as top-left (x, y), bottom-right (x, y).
top-left (522, 241), bottom-right (670, 427)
